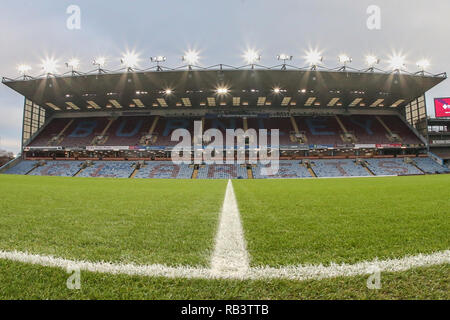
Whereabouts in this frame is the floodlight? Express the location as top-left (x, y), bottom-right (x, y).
top-left (93, 57), bottom-right (106, 67)
top-left (338, 54), bottom-right (352, 65)
top-left (151, 56), bottom-right (166, 63)
top-left (277, 54), bottom-right (293, 61)
top-left (17, 64), bottom-right (31, 75)
top-left (416, 59), bottom-right (430, 71)
top-left (165, 89), bottom-right (173, 95)
top-left (216, 87), bottom-right (229, 94)
top-left (41, 58), bottom-right (58, 74)
top-left (121, 52), bottom-right (140, 68)
top-left (66, 58), bottom-right (80, 70)
top-left (365, 55), bottom-right (380, 67)
top-left (182, 50), bottom-right (200, 65)
top-left (244, 49), bottom-right (261, 64)
top-left (273, 87), bottom-right (281, 94)
top-left (304, 50), bottom-right (323, 67)
top-left (388, 54), bottom-right (406, 70)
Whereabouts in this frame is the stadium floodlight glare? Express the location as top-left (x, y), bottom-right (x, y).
top-left (273, 87), bottom-right (281, 94)
top-left (416, 59), bottom-right (430, 71)
top-left (93, 57), bottom-right (106, 67)
top-left (41, 58), bottom-right (58, 74)
top-left (182, 50), bottom-right (200, 66)
top-left (304, 50), bottom-right (323, 68)
top-left (66, 58), bottom-right (80, 71)
top-left (365, 55), bottom-right (380, 67)
top-left (388, 54), bottom-right (406, 71)
top-left (121, 52), bottom-right (140, 69)
top-left (164, 89), bottom-right (173, 95)
top-left (244, 49), bottom-right (261, 65)
top-left (338, 54), bottom-right (352, 65)
top-left (216, 87), bottom-right (229, 95)
top-left (17, 64), bottom-right (31, 75)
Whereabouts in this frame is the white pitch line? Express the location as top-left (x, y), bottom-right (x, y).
top-left (248, 250), bottom-right (450, 281)
top-left (0, 250), bottom-right (211, 279)
top-left (210, 179), bottom-right (250, 278)
top-left (0, 250), bottom-right (448, 281)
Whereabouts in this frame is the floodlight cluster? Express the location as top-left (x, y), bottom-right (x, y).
top-left (41, 58), bottom-right (59, 74)
top-left (243, 49), bottom-right (261, 64)
top-left (216, 87), bottom-right (229, 94)
top-left (182, 50), bottom-right (200, 65)
top-left (15, 48), bottom-right (432, 76)
top-left (121, 52), bottom-right (140, 68)
top-left (93, 57), bottom-right (106, 67)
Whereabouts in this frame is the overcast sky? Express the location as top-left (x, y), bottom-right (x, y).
top-left (1, 0), bottom-right (449, 154)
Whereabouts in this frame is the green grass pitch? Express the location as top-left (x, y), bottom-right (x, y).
top-left (0, 175), bottom-right (227, 266)
top-left (233, 175), bottom-right (450, 267)
top-left (0, 174), bottom-right (448, 299)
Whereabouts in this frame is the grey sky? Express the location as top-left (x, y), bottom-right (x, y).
top-left (1, 0), bottom-right (449, 154)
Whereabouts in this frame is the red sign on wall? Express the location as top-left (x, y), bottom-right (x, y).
top-left (434, 98), bottom-right (450, 118)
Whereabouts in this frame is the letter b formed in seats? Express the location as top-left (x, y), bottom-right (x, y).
top-left (68, 120), bottom-right (97, 138)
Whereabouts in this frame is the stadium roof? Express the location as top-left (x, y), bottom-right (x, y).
top-left (2, 67), bottom-right (446, 112)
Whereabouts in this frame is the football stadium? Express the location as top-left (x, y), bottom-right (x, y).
top-left (0, 53), bottom-right (449, 300)
top-left (0, 1), bottom-right (449, 304)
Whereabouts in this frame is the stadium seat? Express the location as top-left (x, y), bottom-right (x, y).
top-left (365, 158), bottom-right (424, 176)
top-left (26, 114), bottom-right (425, 150)
top-left (253, 161), bottom-right (312, 179)
top-left (312, 159), bottom-right (371, 178)
top-left (297, 116), bottom-right (343, 146)
top-left (339, 115), bottom-right (391, 144)
top-left (29, 161), bottom-right (83, 177)
top-left (135, 162), bottom-right (194, 179)
top-left (98, 116), bottom-right (154, 146)
top-left (28, 119), bottom-right (72, 146)
top-left (3, 160), bottom-right (37, 175)
top-left (197, 164), bottom-right (248, 179)
top-left (78, 161), bottom-right (135, 178)
top-left (58, 118), bottom-right (109, 147)
top-left (246, 118), bottom-right (293, 146)
top-left (380, 116), bottom-right (423, 145)
top-left (414, 158), bottom-right (450, 174)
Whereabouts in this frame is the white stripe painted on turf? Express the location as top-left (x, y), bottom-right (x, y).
top-left (248, 250), bottom-right (450, 281)
top-left (210, 180), bottom-right (250, 278)
top-left (0, 250), bottom-right (211, 279)
top-left (0, 250), bottom-right (448, 281)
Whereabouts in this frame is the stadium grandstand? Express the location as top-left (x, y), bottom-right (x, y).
top-left (427, 117), bottom-right (450, 167)
top-left (1, 62), bottom-right (449, 179)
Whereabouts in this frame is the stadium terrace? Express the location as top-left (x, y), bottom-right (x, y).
top-left (1, 64), bottom-right (449, 179)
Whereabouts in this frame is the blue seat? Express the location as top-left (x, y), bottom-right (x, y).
top-left (197, 164), bottom-right (248, 179)
top-left (4, 161), bottom-right (37, 175)
top-left (254, 161), bottom-right (311, 179)
top-left (365, 158), bottom-right (423, 176)
top-left (135, 162), bottom-right (193, 179)
top-left (29, 161), bottom-right (83, 177)
top-left (414, 158), bottom-right (450, 174)
top-left (78, 161), bottom-right (135, 178)
top-left (313, 159), bottom-right (371, 178)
